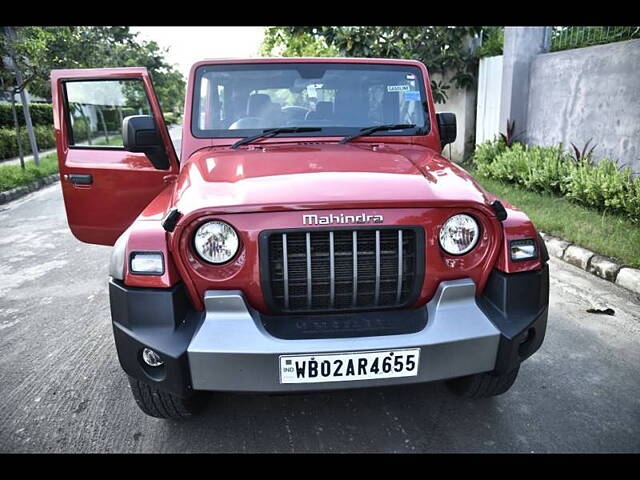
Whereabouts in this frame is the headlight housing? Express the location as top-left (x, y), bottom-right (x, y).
top-left (193, 220), bottom-right (240, 264)
top-left (439, 214), bottom-right (480, 255)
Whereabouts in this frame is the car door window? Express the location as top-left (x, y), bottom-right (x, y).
top-left (64, 79), bottom-right (152, 148)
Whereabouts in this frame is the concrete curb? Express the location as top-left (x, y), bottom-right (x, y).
top-left (0, 174), bottom-right (60, 205)
top-left (539, 231), bottom-right (640, 296)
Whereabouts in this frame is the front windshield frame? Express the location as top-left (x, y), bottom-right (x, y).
top-left (191, 62), bottom-right (430, 140)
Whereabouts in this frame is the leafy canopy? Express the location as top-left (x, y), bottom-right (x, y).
top-left (260, 26), bottom-right (497, 103)
top-left (0, 27), bottom-right (185, 114)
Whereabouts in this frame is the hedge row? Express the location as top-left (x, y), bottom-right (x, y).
top-left (0, 103), bottom-right (53, 128)
top-left (473, 139), bottom-right (640, 221)
top-left (0, 125), bottom-right (56, 159)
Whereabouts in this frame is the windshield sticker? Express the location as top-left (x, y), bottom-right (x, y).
top-left (387, 85), bottom-right (410, 92)
top-left (406, 73), bottom-right (416, 80)
top-left (404, 91), bottom-right (421, 102)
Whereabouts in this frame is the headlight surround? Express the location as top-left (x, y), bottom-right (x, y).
top-left (439, 214), bottom-right (480, 255)
top-left (193, 220), bottom-right (240, 264)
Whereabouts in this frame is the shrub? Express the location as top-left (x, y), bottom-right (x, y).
top-left (0, 103), bottom-right (53, 128)
top-left (471, 138), bottom-right (640, 221)
top-left (472, 137), bottom-right (507, 169)
top-left (0, 125), bottom-right (56, 159)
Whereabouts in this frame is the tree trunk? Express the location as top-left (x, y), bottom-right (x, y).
top-left (97, 107), bottom-right (109, 144)
top-left (9, 93), bottom-right (25, 169)
top-left (4, 27), bottom-right (40, 166)
top-left (78, 105), bottom-right (92, 146)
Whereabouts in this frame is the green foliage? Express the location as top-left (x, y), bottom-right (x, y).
top-left (1, 27), bottom-right (185, 115)
top-left (476, 27), bottom-right (504, 58)
top-left (260, 26), bottom-right (491, 103)
top-left (163, 112), bottom-right (182, 126)
top-left (0, 153), bottom-right (59, 192)
top-left (472, 139), bottom-right (640, 221)
top-left (0, 103), bottom-right (53, 128)
top-left (0, 125), bottom-right (56, 159)
top-left (260, 27), bottom-right (338, 57)
top-left (472, 136), bottom-right (507, 167)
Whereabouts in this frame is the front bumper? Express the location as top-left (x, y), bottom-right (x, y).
top-left (109, 265), bottom-right (548, 396)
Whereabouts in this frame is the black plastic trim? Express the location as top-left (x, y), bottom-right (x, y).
top-left (260, 305), bottom-right (428, 340)
top-left (109, 279), bottom-right (201, 397)
top-left (477, 264), bottom-right (550, 374)
top-left (490, 200), bottom-right (508, 221)
top-left (161, 208), bottom-right (182, 233)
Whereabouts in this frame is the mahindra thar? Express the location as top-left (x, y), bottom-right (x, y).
top-left (51, 58), bottom-right (549, 419)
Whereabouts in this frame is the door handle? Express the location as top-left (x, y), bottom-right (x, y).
top-left (67, 174), bottom-right (93, 185)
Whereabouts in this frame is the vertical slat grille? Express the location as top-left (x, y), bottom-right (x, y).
top-left (266, 227), bottom-right (419, 313)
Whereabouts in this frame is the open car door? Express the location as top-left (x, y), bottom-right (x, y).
top-left (51, 67), bottom-right (179, 246)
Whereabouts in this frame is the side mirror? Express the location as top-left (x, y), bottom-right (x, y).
top-left (436, 112), bottom-right (457, 148)
top-left (122, 115), bottom-right (170, 170)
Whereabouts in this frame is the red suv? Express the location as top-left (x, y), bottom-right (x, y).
top-left (51, 58), bottom-right (549, 419)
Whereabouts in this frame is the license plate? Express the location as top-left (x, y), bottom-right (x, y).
top-left (279, 348), bottom-right (420, 384)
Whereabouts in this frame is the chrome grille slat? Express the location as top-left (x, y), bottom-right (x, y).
top-left (266, 228), bottom-right (418, 313)
top-left (282, 233), bottom-right (289, 310)
top-left (306, 232), bottom-right (312, 309)
top-left (374, 230), bottom-right (380, 306)
top-left (329, 231), bottom-right (335, 308)
top-left (352, 231), bottom-right (358, 307)
top-left (396, 229), bottom-right (403, 303)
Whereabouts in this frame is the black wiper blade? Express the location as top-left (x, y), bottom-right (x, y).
top-left (339, 124), bottom-right (416, 144)
top-left (231, 127), bottom-right (322, 149)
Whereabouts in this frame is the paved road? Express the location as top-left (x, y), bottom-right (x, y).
top-left (1, 182), bottom-right (639, 452)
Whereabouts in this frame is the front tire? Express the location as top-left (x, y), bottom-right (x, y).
top-left (446, 365), bottom-right (520, 399)
top-left (127, 376), bottom-right (206, 419)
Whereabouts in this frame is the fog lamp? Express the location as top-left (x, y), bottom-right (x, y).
top-left (142, 348), bottom-right (164, 367)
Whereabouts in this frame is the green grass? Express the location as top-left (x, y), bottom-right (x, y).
top-left (0, 153), bottom-right (59, 192)
top-left (470, 168), bottom-right (640, 268)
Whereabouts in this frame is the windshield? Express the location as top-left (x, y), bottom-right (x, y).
top-left (192, 63), bottom-right (429, 139)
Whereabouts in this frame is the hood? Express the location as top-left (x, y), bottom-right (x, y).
top-left (170, 142), bottom-right (492, 218)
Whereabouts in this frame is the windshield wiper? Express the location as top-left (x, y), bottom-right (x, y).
top-left (231, 127), bottom-right (322, 149)
top-left (339, 124), bottom-right (416, 144)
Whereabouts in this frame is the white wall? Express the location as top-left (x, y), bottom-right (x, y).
top-left (527, 39), bottom-right (640, 173)
top-left (475, 55), bottom-right (503, 144)
top-left (431, 71), bottom-right (478, 163)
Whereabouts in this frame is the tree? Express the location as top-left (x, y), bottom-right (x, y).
top-left (260, 27), bottom-right (338, 57)
top-left (0, 27), bottom-right (185, 167)
top-left (260, 26), bottom-right (488, 104)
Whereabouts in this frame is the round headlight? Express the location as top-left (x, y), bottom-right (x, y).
top-left (193, 221), bottom-right (239, 264)
top-left (439, 214), bottom-right (480, 255)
